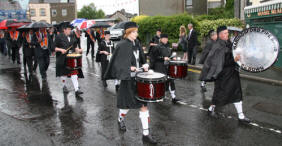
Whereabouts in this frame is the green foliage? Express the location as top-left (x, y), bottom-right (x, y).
top-left (195, 15), bottom-right (219, 21)
top-left (199, 18), bottom-right (244, 37)
top-left (200, 0), bottom-right (235, 20)
top-left (77, 3), bottom-right (105, 19)
top-left (132, 14), bottom-right (199, 45)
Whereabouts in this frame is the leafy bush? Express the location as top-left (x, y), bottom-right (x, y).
top-left (132, 14), bottom-right (199, 46)
top-left (199, 18), bottom-right (244, 38)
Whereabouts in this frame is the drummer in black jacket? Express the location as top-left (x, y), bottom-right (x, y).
top-left (104, 22), bottom-right (157, 144)
top-left (202, 26), bottom-right (250, 123)
top-left (55, 22), bottom-right (84, 97)
top-left (151, 34), bottom-right (181, 104)
top-left (98, 31), bottom-right (115, 87)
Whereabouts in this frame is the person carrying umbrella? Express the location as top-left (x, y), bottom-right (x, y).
top-left (32, 27), bottom-right (51, 81)
top-left (22, 28), bottom-right (37, 75)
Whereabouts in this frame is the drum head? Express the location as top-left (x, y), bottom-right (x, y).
top-left (232, 27), bottom-right (279, 73)
top-left (67, 53), bottom-right (82, 58)
top-left (170, 60), bottom-right (187, 64)
top-left (136, 72), bottom-right (166, 81)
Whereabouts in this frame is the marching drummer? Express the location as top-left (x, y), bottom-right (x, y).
top-left (54, 22), bottom-right (84, 98)
top-left (202, 26), bottom-right (250, 123)
top-left (98, 30), bottom-right (115, 87)
top-left (104, 22), bottom-right (157, 144)
top-left (151, 34), bottom-right (182, 104)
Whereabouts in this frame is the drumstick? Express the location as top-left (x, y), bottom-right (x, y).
top-left (65, 45), bottom-right (73, 52)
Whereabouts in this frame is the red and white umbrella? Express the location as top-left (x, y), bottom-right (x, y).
top-left (78, 20), bottom-right (95, 30)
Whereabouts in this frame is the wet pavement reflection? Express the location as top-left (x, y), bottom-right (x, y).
top-left (0, 38), bottom-right (282, 145)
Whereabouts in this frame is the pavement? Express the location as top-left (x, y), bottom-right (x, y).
top-left (0, 36), bottom-right (282, 146)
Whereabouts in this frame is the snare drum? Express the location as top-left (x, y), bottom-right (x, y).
top-left (66, 53), bottom-right (82, 70)
top-left (135, 72), bottom-right (167, 102)
top-left (168, 60), bottom-right (187, 79)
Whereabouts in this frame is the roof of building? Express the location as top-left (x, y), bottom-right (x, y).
top-left (0, 0), bottom-right (22, 10)
top-left (107, 9), bottom-right (137, 19)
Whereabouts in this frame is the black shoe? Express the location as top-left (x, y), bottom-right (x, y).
top-left (102, 80), bottom-right (108, 87)
top-left (142, 135), bottom-right (157, 144)
top-left (115, 85), bottom-right (120, 92)
top-left (172, 98), bottom-right (181, 104)
top-left (201, 85), bottom-right (207, 92)
top-left (63, 86), bottom-right (69, 93)
top-left (75, 89), bottom-right (84, 96)
top-left (118, 120), bottom-right (126, 131)
top-left (75, 94), bottom-right (84, 101)
top-left (238, 117), bottom-right (251, 124)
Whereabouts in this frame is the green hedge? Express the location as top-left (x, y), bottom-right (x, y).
top-left (199, 18), bottom-right (244, 38)
top-left (133, 14), bottom-right (199, 45)
top-left (132, 14), bottom-right (244, 51)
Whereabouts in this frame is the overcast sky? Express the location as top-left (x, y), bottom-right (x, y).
top-left (77, 0), bottom-right (139, 15)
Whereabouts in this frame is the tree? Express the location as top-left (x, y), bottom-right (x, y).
top-left (77, 3), bottom-right (105, 19)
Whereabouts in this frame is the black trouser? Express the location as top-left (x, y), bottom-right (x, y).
top-left (38, 50), bottom-right (50, 79)
top-left (166, 78), bottom-right (176, 91)
top-left (187, 46), bottom-right (197, 64)
top-left (86, 40), bottom-right (95, 57)
top-left (11, 46), bottom-right (20, 62)
top-left (6, 43), bottom-right (11, 57)
top-left (24, 56), bottom-right (34, 74)
top-left (101, 60), bottom-right (109, 80)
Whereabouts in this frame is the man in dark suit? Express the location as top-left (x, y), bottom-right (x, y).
top-left (187, 23), bottom-right (198, 65)
top-left (33, 28), bottom-right (51, 81)
top-left (7, 28), bottom-right (22, 64)
top-left (85, 28), bottom-right (100, 58)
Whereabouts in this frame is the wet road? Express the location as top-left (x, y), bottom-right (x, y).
top-left (0, 37), bottom-right (282, 146)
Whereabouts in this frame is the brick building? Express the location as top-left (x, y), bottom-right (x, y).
top-left (28, 0), bottom-right (76, 24)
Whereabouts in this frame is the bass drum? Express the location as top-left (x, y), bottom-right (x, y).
top-left (232, 27), bottom-right (279, 73)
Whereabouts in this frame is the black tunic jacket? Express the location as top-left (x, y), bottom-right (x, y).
top-left (104, 39), bottom-right (146, 80)
top-left (98, 40), bottom-right (115, 63)
top-left (54, 33), bottom-right (77, 77)
top-left (151, 42), bottom-right (171, 74)
top-left (199, 39), bottom-right (215, 64)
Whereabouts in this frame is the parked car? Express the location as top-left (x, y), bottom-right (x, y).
top-left (108, 22), bottom-right (127, 40)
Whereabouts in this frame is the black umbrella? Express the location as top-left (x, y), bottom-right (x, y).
top-left (16, 24), bottom-right (30, 31)
top-left (90, 22), bottom-right (111, 28)
top-left (29, 22), bottom-right (52, 28)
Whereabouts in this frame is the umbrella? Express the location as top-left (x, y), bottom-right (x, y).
top-left (28, 22), bottom-right (52, 28)
top-left (0, 19), bottom-right (17, 29)
top-left (17, 24), bottom-right (33, 31)
top-left (8, 22), bottom-right (31, 29)
top-left (71, 18), bottom-right (86, 27)
top-left (115, 21), bottom-right (128, 29)
top-left (78, 20), bottom-right (95, 30)
top-left (90, 22), bottom-right (111, 28)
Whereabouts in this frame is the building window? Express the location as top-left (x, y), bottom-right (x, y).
top-left (40, 8), bottom-right (46, 16)
top-left (30, 9), bottom-right (36, 17)
top-left (52, 9), bottom-right (57, 17)
top-left (52, 21), bottom-right (57, 24)
top-left (186, 0), bottom-right (193, 8)
top-left (62, 9), bottom-right (67, 16)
